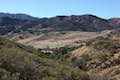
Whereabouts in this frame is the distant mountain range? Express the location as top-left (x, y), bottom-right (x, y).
top-left (0, 13), bottom-right (120, 35)
top-left (0, 13), bottom-right (37, 20)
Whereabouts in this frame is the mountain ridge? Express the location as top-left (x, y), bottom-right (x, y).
top-left (0, 13), bottom-right (120, 35)
top-left (0, 12), bottom-right (37, 21)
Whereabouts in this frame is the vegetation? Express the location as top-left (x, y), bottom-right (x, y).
top-left (96, 51), bottom-right (111, 61)
top-left (0, 37), bottom-right (116, 80)
top-left (48, 46), bottom-right (77, 60)
top-left (91, 37), bottom-right (120, 53)
top-left (0, 37), bottom-right (91, 80)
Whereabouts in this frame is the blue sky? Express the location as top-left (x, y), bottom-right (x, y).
top-left (0, 0), bottom-right (120, 18)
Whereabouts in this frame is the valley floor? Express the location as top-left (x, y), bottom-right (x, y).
top-left (9, 30), bottom-right (112, 49)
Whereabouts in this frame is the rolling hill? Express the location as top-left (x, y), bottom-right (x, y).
top-left (0, 37), bottom-right (91, 80)
top-left (0, 13), bottom-right (120, 80)
top-left (0, 13), bottom-right (120, 35)
top-left (0, 13), bottom-right (119, 49)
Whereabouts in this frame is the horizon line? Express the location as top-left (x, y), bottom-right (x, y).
top-left (0, 12), bottom-right (120, 19)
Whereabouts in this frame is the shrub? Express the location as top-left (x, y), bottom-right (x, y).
top-left (0, 37), bottom-right (91, 80)
top-left (96, 51), bottom-right (111, 61)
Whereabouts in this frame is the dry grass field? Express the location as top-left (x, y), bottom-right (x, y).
top-left (12, 30), bottom-right (112, 48)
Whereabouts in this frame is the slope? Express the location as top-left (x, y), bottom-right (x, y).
top-left (0, 37), bottom-right (90, 80)
top-left (71, 30), bottom-right (120, 80)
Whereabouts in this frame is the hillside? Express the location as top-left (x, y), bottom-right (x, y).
top-left (71, 30), bottom-right (120, 80)
top-left (0, 37), bottom-right (92, 80)
top-left (0, 13), bottom-right (36, 21)
top-left (0, 13), bottom-right (119, 49)
top-left (0, 13), bottom-right (120, 80)
top-left (17, 14), bottom-right (120, 32)
top-left (0, 13), bottom-right (120, 35)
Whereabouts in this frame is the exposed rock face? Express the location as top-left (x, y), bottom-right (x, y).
top-left (108, 18), bottom-right (120, 28)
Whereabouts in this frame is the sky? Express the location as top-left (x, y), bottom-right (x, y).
top-left (0, 0), bottom-right (120, 19)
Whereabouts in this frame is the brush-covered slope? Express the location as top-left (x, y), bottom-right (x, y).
top-left (71, 31), bottom-right (120, 80)
top-left (0, 13), bottom-right (120, 35)
top-left (0, 37), bottom-right (91, 80)
top-left (20, 15), bottom-right (119, 32)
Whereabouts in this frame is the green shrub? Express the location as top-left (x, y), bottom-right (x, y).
top-left (96, 51), bottom-right (111, 61)
top-left (71, 54), bottom-right (90, 70)
top-left (0, 37), bottom-right (91, 80)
